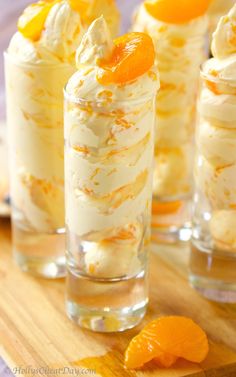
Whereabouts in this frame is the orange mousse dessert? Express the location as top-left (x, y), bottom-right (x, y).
top-left (133, 0), bottom-right (210, 240)
top-left (64, 16), bottom-right (159, 331)
top-left (5, 0), bottom-right (120, 277)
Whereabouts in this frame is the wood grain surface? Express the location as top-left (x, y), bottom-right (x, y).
top-left (0, 218), bottom-right (236, 377)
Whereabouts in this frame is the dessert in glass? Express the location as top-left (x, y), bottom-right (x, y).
top-left (64, 17), bottom-right (159, 332)
top-left (190, 4), bottom-right (236, 302)
top-left (5, 0), bottom-right (120, 278)
top-left (208, 0), bottom-right (235, 43)
top-left (5, 0), bottom-right (83, 278)
top-left (132, 0), bottom-right (210, 242)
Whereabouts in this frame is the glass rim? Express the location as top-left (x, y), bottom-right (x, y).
top-left (4, 50), bottom-right (73, 69)
top-left (200, 60), bottom-right (236, 87)
top-left (64, 85), bottom-right (157, 107)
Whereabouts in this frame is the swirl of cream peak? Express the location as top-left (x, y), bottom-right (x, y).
top-left (212, 4), bottom-right (236, 58)
top-left (204, 4), bottom-right (236, 82)
top-left (76, 16), bottom-right (113, 66)
top-left (67, 16), bottom-right (159, 102)
top-left (8, 1), bottom-right (84, 64)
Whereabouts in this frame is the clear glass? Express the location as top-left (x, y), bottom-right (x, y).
top-left (4, 53), bottom-right (75, 278)
top-left (151, 32), bottom-right (208, 243)
top-left (190, 68), bottom-right (236, 303)
top-left (64, 91), bottom-right (155, 332)
top-left (0, 124), bottom-right (10, 217)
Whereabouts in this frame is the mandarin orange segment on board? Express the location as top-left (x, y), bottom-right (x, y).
top-left (153, 353), bottom-right (178, 368)
top-left (98, 32), bottom-right (155, 85)
top-left (124, 333), bottom-right (167, 369)
top-left (124, 316), bottom-right (209, 369)
top-left (18, 0), bottom-right (59, 41)
top-left (144, 0), bottom-right (211, 24)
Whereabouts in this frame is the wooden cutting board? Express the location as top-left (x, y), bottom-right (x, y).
top-left (0, 218), bottom-right (236, 377)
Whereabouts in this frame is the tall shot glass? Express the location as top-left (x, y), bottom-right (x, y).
top-left (5, 54), bottom-right (74, 278)
top-left (132, 10), bottom-right (208, 242)
top-left (151, 30), bottom-right (207, 243)
top-left (190, 67), bottom-right (236, 303)
top-left (64, 90), bottom-right (156, 332)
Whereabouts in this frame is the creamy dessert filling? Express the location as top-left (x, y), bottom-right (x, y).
top-left (208, 0), bottom-right (235, 42)
top-left (132, 0), bottom-right (209, 199)
top-left (65, 16), bottom-right (159, 278)
top-left (196, 4), bottom-right (236, 250)
top-left (6, 0), bottom-right (120, 234)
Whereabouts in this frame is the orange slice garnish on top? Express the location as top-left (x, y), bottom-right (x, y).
top-left (97, 32), bottom-right (155, 85)
top-left (144, 0), bottom-right (211, 24)
top-left (17, 0), bottom-right (60, 41)
top-left (124, 316), bottom-right (209, 369)
top-left (69, 0), bottom-right (91, 19)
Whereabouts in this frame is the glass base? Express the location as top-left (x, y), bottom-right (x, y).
top-left (189, 275), bottom-right (236, 303)
top-left (66, 300), bottom-right (147, 333)
top-left (152, 223), bottom-right (192, 244)
top-left (13, 224), bottom-right (66, 278)
top-left (189, 242), bottom-right (236, 303)
top-left (14, 251), bottom-right (66, 279)
top-left (66, 269), bottom-right (148, 332)
top-left (152, 197), bottom-right (192, 244)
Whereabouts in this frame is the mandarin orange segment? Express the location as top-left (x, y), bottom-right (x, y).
top-left (144, 0), bottom-right (211, 24)
top-left (124, 332), bottom-right (166, 369)
top-left (153, 353), bottom-right (178, 368)
top-left (98, 32), bottom-right (155, 85)
top-left (124, 316), bottom-right (209, 369)
top-left (69, 0), bottom-right (91, 18)
top-left (17, 0), bottom-right (59, 41)
top-left (143, 317), bottom-right (209, 363)
top-left (152, 200), bottom-right (182, 215)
